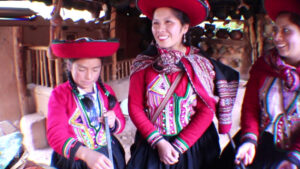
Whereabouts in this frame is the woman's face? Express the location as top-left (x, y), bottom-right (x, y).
top-left (273, 13), bottom-right (300, 65)
top-left (152, 7), bottom-right (189, 51)
top-left (69, 58), bottom-right (102, 93)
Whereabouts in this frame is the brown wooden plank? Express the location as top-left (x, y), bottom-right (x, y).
top-left (110, 7), bottom-right (117, 81)
top-left (55, 58), bottom-right (63, 86)
top-left (48, 56), bottom-right (54, 87)
top-left (43, 53), bottom-right (49, 87)
top-left (36, 50), bottom-right (40, 85)
top-left (39, 50), bottom-right (44, 86)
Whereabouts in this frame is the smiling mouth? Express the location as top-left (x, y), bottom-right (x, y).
top-left (276, 44), bottom-right (287, 49)
top-left (158, 35), bottom-right (168, 41)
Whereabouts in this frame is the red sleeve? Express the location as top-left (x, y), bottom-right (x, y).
top-left (104, 84), bottom-right (125, 134)
top-left (128, 69), bottom-right (162, 145)
top-left (240, 66), bottom-right (266, 144)
top-left (47, 86), bottom-right (80, 159)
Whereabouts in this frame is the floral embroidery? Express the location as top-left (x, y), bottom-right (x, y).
top-left (146, 74), bottom-right (197, 135)
top-left (69, 92), bottom-right (108, 149)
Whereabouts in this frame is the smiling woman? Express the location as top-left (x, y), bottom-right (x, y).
top-left (233, 0), bottom-right (300, 168)
top-left (126, 0), bottom-right (239, 169)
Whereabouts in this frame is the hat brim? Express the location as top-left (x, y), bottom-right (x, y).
top-left (264, 0), bottom-right (300, 21)
top-left (51, 40), bottom-right (119, 58)
top-left (137, 0), bottom-right (209, 27)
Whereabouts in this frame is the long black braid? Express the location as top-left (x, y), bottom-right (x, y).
top-left (67, 71), bottom-right (94, 111)
top-left (97, 77), bottom-right (117, 109)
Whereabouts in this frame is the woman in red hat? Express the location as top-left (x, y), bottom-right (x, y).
top-left (126, 0), bottom-right (239, 168)
top-left (47, 38), bottom-right (126, 169)
top-left (234, 0), bottom-right (300, 168)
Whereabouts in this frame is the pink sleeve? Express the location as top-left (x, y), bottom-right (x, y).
top-left (128, 70), bottom-right (162, 144)
top-left (47, 88), bottom-right (79, 158)
top-left (240, 68), bottom-right (264, 143)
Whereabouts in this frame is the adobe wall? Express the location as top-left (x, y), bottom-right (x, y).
top-left (0, 27), bottom-right (21, 122)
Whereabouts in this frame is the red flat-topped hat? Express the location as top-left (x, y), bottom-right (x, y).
top-left (264, 0), bottom-right (300, 21)
top-left (136, 0), bottom-right (210, 27)
top-left (51, 38), bottom-right (119, 58)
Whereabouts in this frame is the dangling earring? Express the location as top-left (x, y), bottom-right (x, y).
top-left (183, 34), bottom-right (186, 43)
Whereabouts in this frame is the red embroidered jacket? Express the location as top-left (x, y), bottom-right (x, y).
top-left (129, 66), bottom-right (216, 153)
top-left (241, 55), bottom-right (300, 166)
top-left (47, 82), bottom-right (125, 160)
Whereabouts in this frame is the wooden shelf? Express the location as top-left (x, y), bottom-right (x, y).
top-left (200, 38), bottom-right (248, 46)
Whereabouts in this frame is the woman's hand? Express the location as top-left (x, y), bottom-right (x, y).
top-left (235, 142), bottom-right (256, 166)
top-left (76, 146), bottom-right (112, 169)
top-left (156, 139), bottom-right (179, 165)
top-left (99, 110), bottom-right (116, 128)
top-left (276, 160), bottom-right (298, 169)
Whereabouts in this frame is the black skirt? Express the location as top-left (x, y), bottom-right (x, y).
top-left (51, 135), bottom-right (126, 169)
top-left (218, 131), bottom-right (288, 169)
top-left (126, 123), bottom-right (220, 169)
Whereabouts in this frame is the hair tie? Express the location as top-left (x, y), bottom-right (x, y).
top-left (73, 90), bottom-right (84, 100)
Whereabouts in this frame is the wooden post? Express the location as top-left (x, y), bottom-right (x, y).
top-left (48, 0), bottom-right (63, 60)
top-left (110, 7), bottom-right (117, 81)
top-left (248, 17), bottom-right (258, 63)
top-left (43, 55), bottom-right (49, 86)
top-left (50, 0), bottom-right (64, 86)
top-left (55, 58), bottom-right (63, 86)
top-left (256, 14), bottom-right (264, 58)
top-left (26, 49), bottom-right (32, 84)
top-left (12, 27), bottom-right (28, 116)
top-left (39, 50), bottom-right (45, 86)
top-left (36, 51), bottom-right (40, 85)
top-left (48, 56), bottom-right (54, 87)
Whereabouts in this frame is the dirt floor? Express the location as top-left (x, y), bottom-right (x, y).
top-left (115, 115), bottom-right (136, 163)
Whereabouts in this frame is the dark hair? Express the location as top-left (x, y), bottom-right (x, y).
top-left (278, 11), bottom-right (300, 27)
top-left (66, 59), bottom-right (117, 110)
top-left (170, 8), bottom-right (190, 26)
top-left (171, 8), bottom-right (192, 46)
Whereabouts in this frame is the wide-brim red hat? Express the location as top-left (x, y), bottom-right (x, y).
top-left (264, 0), bottom-right (300, 21)
top-left (136, 0), bottom-right (210, 27)
top-left (51, 38), bottom-right (119, 58)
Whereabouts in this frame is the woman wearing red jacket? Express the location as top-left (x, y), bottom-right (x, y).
top-left (47, 38), bottom-right (126, 169)
top-left (235, 0), bottom-right (300, 168)
top-left (126, 0), bottom-right (239, 168)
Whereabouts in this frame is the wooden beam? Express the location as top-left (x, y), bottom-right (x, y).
top-left (110, 7), bottom-right (117, 81)
top-left (48, 56), bottom-right (54, 87)
top-left (256, 14), bottom-right (264, 58)
top-left (49, 0), bottom-right (64, 86)
top-left (48, 0), bottom-right (63, 60)
top-left (55, 58), bottom-right (63, 86)
top-left (248, 17), bottom-right (257, 63)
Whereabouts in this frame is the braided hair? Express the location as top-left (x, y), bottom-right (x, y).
top-left (97, 77), bottom-right (117, 109)
top-left (67, 71), bottom-right (94, 110)
top-left (67, 58), bottom-right (117, 110)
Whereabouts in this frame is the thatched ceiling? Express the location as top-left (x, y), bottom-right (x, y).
top-left (30, 0), bottom-right (265, 19)
top-left (30, 0), bottom-right (135, 11)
